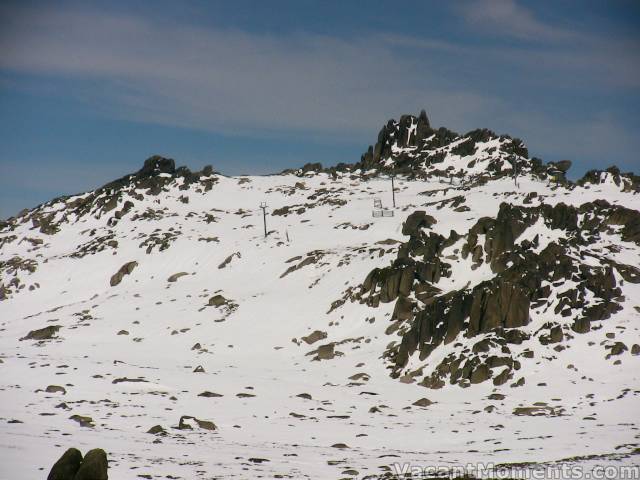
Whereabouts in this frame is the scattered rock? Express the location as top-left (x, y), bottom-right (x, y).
top-left (302, 330), bottom-right (327, 345)
top-left (178, 415), bottom-right (217, 431)
top-left (198, 391), bottom-right (223, 398)
top-left (513, 406), bottom-right (560, 417)
top-left (69, 415), bottom-right (94, 428)
top-left (236, 393), bottom-right (256, 398)
top-left (110, 261), bottom-right (138, 287)
top-left (208, 295), bottom-right (228, 307)
top-left (112, 377), bottom-right (148, 384)
top-left (167, 272), bottom-right (188, 282)
top-left (412, 398), bottom-right (433, 407)
top-left (45, 385), bottom-right (66, 394)
top-left (147, 425), bottom-right (166, 434)
top-left (218, 252), bottom-right (241, 269)
top-left (21, 325), bottom-right (61, 341)
top-left (311, 343), bottom-right (339, 361)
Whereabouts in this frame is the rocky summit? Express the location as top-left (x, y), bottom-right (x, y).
top-left (1, 112), bottom-right (639, 478)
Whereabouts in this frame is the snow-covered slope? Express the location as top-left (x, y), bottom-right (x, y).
top-left (1, 114), bottom-right (639, 479)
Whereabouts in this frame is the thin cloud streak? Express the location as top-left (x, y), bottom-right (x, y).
top-left (0, 1), bottom-right (638, 197)
top-left (0, 6), bottom-right (490, 136)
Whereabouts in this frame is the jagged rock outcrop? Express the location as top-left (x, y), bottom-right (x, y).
top-left (354, 110), bottom-right (535, 180)
top-left (359, 199), bottom-right (639, 388)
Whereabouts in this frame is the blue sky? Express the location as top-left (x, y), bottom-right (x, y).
top-left (1, 0), bottom-right (639, 219)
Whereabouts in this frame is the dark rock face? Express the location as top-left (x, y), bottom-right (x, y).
top-left (364, 111), bottom-right (433, 167)
top-left (468, 280), bottom-right (530, 335)
top-left (402, 211), bottom-right (437, 236)
top-left (139, 155), bottom-right (176, 176)
top-left (47, 448), bottom-right (83, 480)
top-left (359, 199), bottom-right (639, 388)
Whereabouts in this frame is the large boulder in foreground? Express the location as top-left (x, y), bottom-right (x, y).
top-left (47, 447), bottom-right (108, 480)
top-left (74, 449), bottom-right (108, 480)
top-left (47, 448), bottom-right (83, 480)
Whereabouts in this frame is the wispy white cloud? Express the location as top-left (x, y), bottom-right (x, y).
top-left (0, 5), bottom-right (492, 139)
top-left (456, 0), bottom-right (579, 42)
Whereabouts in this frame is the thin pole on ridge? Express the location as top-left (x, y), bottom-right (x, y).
top-left (260, 202), bottom-right (268, 238)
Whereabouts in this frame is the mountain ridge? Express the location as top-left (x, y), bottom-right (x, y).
top-left (1, 110), bottom-right (639, 478)
top-left (3, 110), bottom-right (638, 226)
